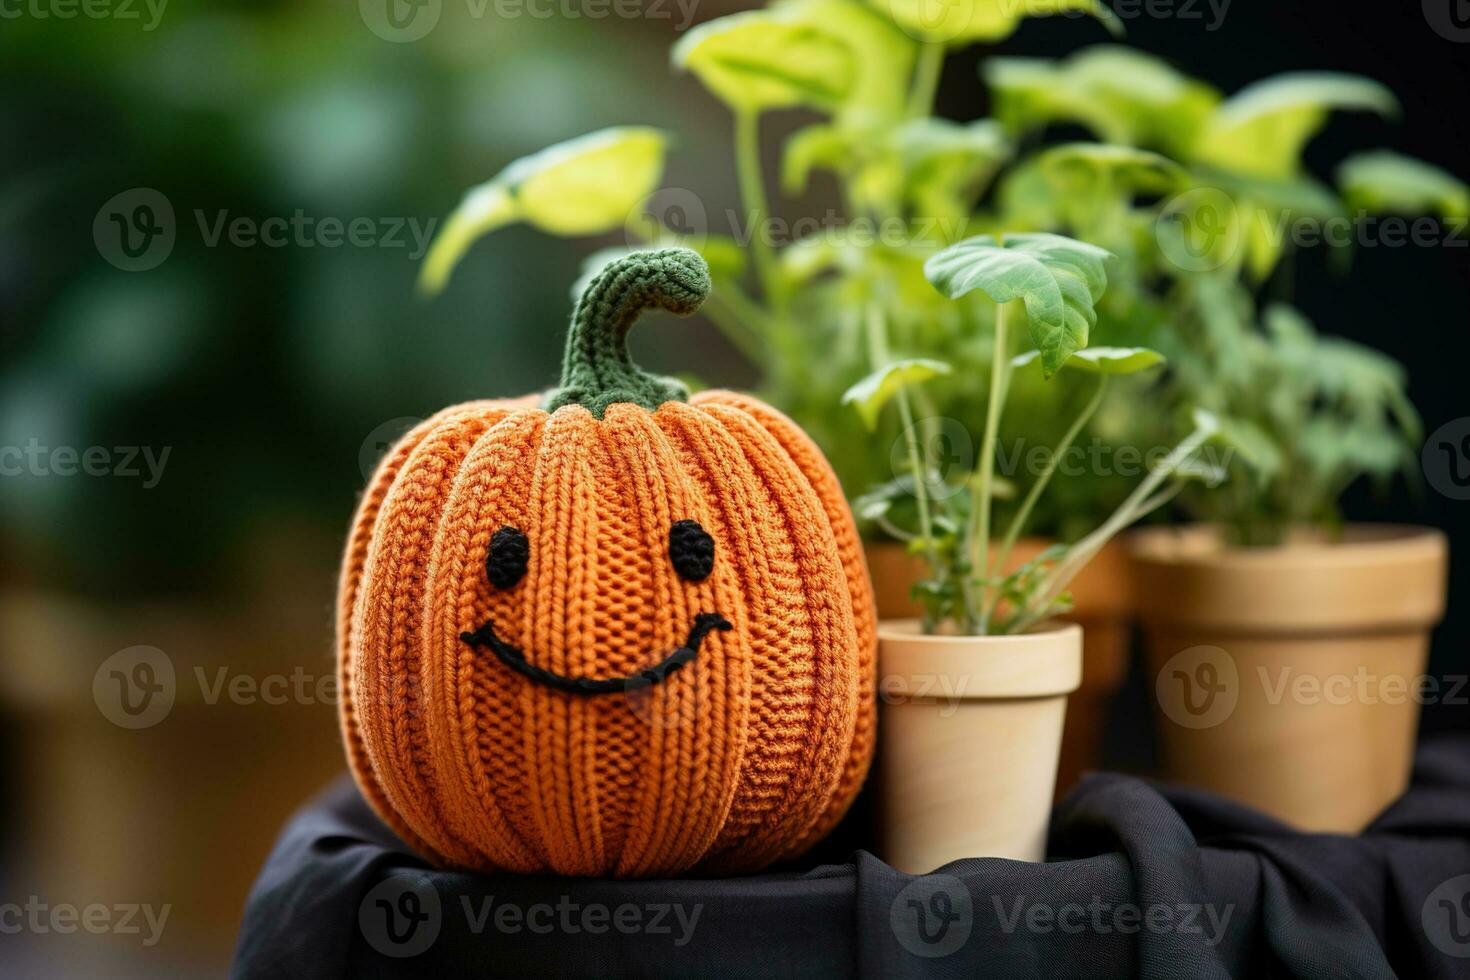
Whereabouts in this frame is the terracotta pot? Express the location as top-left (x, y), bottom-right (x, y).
top-left (1131, 524), bottom-right (1448, 833)
top-left (866, 539), bottom-right (1133, 796)
top-left (877, 620), bottom-right (1082, 871)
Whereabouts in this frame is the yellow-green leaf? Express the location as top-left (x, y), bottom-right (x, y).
top-left (1191, 73), bottom-right (1399, 180)
top-left (985, 47), bottom-right (1218, 156)
top-left (513, 129), bottom-right (667, 233)
top-left (876, 0), bottom-right (1119, 46)
top-left (893, 118), bottom-right (1011, 221)
top-left (842, 358), bottom-right (953, 429)
top-left (775, 0), bottom-right (917, 121)
top-left (672, 10), bottom-right (855, 115)
top-left (1337, 150), bottom-right (1470, 218)
top-left (986, 56), bottom-right (1132, 144)
top-left (418, 184), bottom-right (515, 296)
top-left (1242, 202), bottom-right (1283, 282)
top-left (782, 124), bottom-right (856, 196)
top-left (419, 127), bottom-right (667, 295)
top-left (1039, 143), bottom-right (1188, 194)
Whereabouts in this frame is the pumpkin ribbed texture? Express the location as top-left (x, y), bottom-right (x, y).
top-left (337, 249), bottom-right (874, 876)
top-left (337, 394), bottom-right (876, 876)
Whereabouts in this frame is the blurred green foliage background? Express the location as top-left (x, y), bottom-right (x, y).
top-left (1, 0), bottom-right (754, 599)
top-left (1, 3), bottom-right (763, 973)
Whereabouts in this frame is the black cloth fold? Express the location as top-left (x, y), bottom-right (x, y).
top-left (232, 734), bottom-right (1470, 979)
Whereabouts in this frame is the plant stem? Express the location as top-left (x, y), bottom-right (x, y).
top-left (864, 304), bottom-right (939, 573)
top-left (699, 292), bottom-right (765, 366)
top-left (1006, 481), bottom-right (1185, 636)
top-left (994, 375), bottom-right (1109, 583)
top-left (734, 110), bottom-right (782, 313)
top-left (1027, 420), bottom-right (1214, 623)
top-left (967, 300), bottom-right (1010, 632)
top-left (907, 42), bottom-right (945, 119)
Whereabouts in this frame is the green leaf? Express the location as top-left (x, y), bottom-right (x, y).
top-left (1298, 418), bottom-right (1409, 480)
top-left (1191, 408), bottom-right (1222, 438)
top-left (842, 358), bottom-right (953, 429)
top-left (782, 123), bottom-right (856, 196)
top-left (1211, 413), bottom-right (1283, 484)
top-left (774, 0), bottom-right (917, 121)
top-left (1067, 46), bottom-right (1220, 155)
top-left (875, 0), bottom-right (1120, 46)
top-left (1262, 302), bottom-right (1316, 349)
top-left (1155, 172), bottom-right (1345, 281)
top-left (924, 232), bottom-right (1113, 377)
top-left (995, 156), bottom-right (1061, 227)
top-left (985, 46), bottom-right (1219, 155)
top-left (1203, 171), bottom-right (1346, 280)
top-left (1337, 150), bottom-right (1470, 218)
top-left (1171, 454), bottom-right (1228, 487)
top-left (891, 118), bottom-right (1011, 222)
top-left (784, 118), bottom-right (1009, 227)
top-left (419, 127), bottom-right (667, 296)
top-left (1191, 73), bottom-right (1400, 180)
top-left (1012, 345), bottom-right (1165, 375)
top-left (695, 235), bottom-right (749, 282)
top-left (1039, 143), bottom-right (1188, 195)
top-left (986, 57), bottom-right (1130, 143)
top-left (853, 483), bottom-right (901, 522)
top-left (672, 10), bottom-right (855, 115)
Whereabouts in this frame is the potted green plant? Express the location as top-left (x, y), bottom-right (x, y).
top-left (1131, 301), bottom-right (1448, 833)
top-left (417, 1), bottom-right (1165, 799)
top-left (979, 50), bottom-right (1464, 831)
top-left (856, 132), bottom-right (1199, 795)
top-left (846, 230), bottom-right (1222, 870)
top-left (414, 5), bottom-right (1460, 830)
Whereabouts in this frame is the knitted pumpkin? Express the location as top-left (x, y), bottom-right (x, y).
top-left (338, 248), bottom-right (875, 877)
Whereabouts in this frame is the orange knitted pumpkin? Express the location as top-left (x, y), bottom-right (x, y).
top-left (338, 248), bottom-right (875, 877)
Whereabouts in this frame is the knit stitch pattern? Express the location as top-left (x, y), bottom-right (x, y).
top-left (337, 250), bottom-right (875, 877)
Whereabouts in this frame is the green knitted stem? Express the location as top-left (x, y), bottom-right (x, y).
top-left (543, 248), bottom-right (711, 419)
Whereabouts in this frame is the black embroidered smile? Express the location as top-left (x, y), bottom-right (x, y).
top-left (460, 612), bottom-right (732, 696)
top-left (461, 520), bottom-right (730, 696)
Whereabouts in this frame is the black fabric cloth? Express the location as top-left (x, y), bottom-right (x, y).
top-left (232, 734), bottom-right (1470, 979)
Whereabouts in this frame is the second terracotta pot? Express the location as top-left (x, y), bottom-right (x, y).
top-left (1131, 524), bottom-right (1448, 833)
top-left (866, 539), bottom-right (1133, 797)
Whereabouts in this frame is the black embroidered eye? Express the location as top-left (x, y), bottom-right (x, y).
top-left (486, 526), bottom-right (529, 589)
top-left (669, 519), bottom-right (715, 582)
